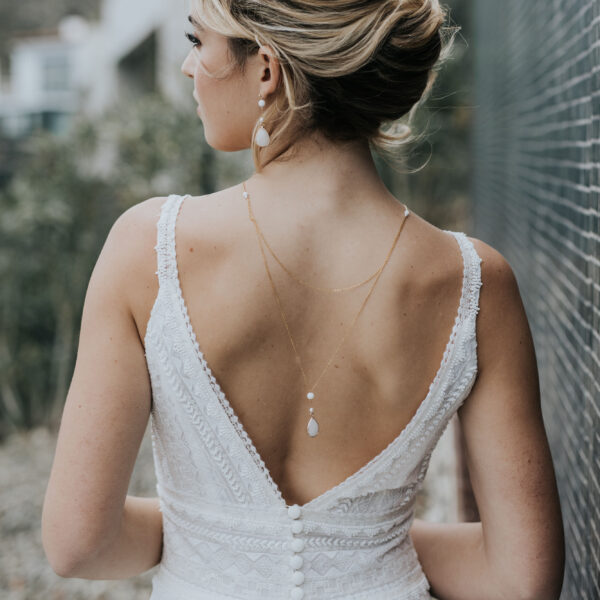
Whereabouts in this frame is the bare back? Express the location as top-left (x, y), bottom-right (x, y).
top-left (131, 184), bottom-right (464, 506)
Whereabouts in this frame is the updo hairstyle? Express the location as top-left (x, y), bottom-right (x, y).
top-left (191, 0), bottom-right (457, 171)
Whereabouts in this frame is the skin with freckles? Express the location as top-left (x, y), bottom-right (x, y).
top-left (41, 11), bottom-right (565, 598)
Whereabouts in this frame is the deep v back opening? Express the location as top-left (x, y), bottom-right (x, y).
top-left (155, 194), bottom-right (469, 510)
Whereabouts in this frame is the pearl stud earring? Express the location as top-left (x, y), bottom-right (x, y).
top-left (255, 94), bottom-right (270, 147)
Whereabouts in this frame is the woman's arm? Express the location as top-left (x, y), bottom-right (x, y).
top-left (64, 496), bottom-right (163, 579)
top-left (410, 239), bottom-right (565, 600)
top-left (410, 519), bottom-right (495, 594)
top-left (42, 199), bottom-right (165, 579)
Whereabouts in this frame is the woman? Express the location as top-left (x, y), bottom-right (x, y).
top-left (42, 1), bottom-right (565, 598)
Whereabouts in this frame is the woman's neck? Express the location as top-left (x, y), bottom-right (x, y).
top-left (248, 132), bottom-right (394, 212)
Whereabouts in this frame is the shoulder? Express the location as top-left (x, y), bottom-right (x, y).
top-left (463, 236), bottom-right (533, 375)
top-left (107, 188), bottom-right (235, 272)
top-left (105, 192), bottom-right (227, 320)
top-left (465, 236), bottom-right (524, 313)
top-left (109, 195), bottom-right (171, 244)
top-left (413, 223), bottom-right (529, 370)
top-left (97, 196), bottom-right (177, 316)
top-left (467, 236), bottom-right (518, 284)
top-left (88, 195), bottom-right (165, 306)
top-left (404, 218), bottom-right (518, 299)
top-left (102, 197), bottom-right (169, 282)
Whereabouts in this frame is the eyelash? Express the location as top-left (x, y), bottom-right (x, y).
top-left (185, 31), bottom-right (201, 47)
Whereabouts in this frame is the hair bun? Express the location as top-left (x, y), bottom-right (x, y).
top-left (195, 0), bottom-right (459, 169)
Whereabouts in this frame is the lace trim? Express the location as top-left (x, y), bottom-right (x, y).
top-left (161, 504), bottom-right (412, 551)
top-left (155, 195), bottom-right (185, 286)
top-left (451, 230), bottom-right (483, 318)
top-left (164, 195), bottom-right (285, 504)
top-left (151, 328), bottom-right (252, 503)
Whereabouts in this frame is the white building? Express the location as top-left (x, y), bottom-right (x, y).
top-left (0, 0), bottom-right (192, 137)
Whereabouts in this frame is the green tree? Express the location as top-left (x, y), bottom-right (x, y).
top-left (0, 93), bottom-right (223, 437)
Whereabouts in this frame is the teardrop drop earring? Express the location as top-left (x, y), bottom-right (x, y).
top-left (254, 94), bottom-right (270, 147)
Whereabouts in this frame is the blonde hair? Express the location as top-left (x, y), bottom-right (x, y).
top-left (191, 0), bottom-right (457, 172)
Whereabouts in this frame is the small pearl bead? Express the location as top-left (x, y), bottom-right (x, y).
top-left (292, 570), bottom-right (305, 585)
top-left (307, 392), bottom-right (315, 400)
top-left (258, 99), bottom-right (265, 107)
top-left (291, 520), bottom-right (303, 534)
top-left (290, 554), bottom-right (303, 569)
top-left (290, 588), bottom-right (304, 600)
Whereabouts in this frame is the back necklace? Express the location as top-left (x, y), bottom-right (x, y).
top-left (242, 181), bottom-right (410, 437)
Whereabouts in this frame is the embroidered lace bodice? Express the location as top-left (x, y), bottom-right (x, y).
top-left (144, 194), bottom-right (483, 600)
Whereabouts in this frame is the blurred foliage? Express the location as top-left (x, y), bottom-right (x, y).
top-left (0, 93), bottom-right (221, 437)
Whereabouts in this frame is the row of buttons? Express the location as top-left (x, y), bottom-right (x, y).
top-left (287, 504), bottom-right (305, 599)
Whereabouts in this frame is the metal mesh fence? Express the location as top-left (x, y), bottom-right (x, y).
top-left (472, 1), bottom-right (599, 597)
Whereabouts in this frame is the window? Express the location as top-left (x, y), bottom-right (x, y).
top-left (42, 53), bottom-right (70, 92)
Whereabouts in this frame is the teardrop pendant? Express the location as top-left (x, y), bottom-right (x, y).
top-left (307, 404), bottom-right (318, 437)
top-left (255, 125), bottom-right (270, 147)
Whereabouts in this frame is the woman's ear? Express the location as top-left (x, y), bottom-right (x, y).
top-left (257, 44), bottom-right (281, 98)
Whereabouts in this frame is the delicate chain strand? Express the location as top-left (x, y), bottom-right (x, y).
top-left (243, 181), bottom-right (397, 293)
top-left (252, 219), bottom-right (381, 293)
top-left (245, 184), bottom-right (410, 396)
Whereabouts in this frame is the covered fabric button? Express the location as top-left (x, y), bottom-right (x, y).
top-left (290, 587), bottom-right (304, 599)
top-left (291, 570), bottom-right (305, 585)
top-left (287, 504), bottom-right (302, 519)
top-left (291, 538), bottom-right (305, 552)
top-left (291, 520), bottom-right (303, 534)
top-left (289, 554), bottom-right (303, 569)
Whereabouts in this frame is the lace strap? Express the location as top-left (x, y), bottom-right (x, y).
top-left (155, 194), bottom-right (186, 286)
top-left (448, 231), bottom-right (482, 325)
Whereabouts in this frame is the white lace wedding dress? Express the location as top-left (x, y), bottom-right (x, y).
top-left (144, 194), bottom-right (483, 599)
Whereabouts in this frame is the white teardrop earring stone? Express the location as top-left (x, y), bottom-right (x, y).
top-left (307, 416), bottom-right (319, 437)
top-left (255, 126), bottom-right (270, 147)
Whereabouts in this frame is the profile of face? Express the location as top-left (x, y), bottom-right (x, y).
top-left (181, 15), bottom-right (279, 152)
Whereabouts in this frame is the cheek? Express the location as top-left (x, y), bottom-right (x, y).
top-left (203, 94), bottom-right (254, 150)
top-left (196, 74), bottom-right (239, 117)
top-left (193, 70), bottom-right (224, 113)
top-left (193, 63), bottom-right (209, 93)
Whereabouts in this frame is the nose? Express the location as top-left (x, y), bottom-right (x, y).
top-left (181, 51), bottom-right (195, 79)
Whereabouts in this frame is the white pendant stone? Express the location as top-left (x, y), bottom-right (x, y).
top-left (307, 416), bottom-right (319, 437)
top-left (255, 126), bottom-right (270, 147)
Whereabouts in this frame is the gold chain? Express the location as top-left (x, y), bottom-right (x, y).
top-left (244, 181), bottom-right (391, 293)
top-left (244, 182), bottom-right (410, 397)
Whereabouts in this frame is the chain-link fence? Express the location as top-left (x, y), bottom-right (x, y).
top-left (472, 1), bottom-right (599, 597)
